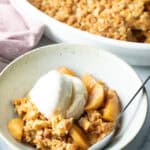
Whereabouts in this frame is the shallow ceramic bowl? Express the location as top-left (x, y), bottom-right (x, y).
top-left (10, 0), bottom-right (150, 66)
top-left (0, 44), bottom-right (148, 150)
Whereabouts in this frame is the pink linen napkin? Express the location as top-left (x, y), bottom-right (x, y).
top-left (0, 0), bottom-right (44, 71)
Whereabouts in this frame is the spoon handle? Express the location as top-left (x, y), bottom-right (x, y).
top-left (116, 75), bottom-right (150, 125)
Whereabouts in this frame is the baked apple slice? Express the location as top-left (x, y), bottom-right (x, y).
top-left (85, 83), bottom-right (105, 110)
top-left (82, 74), bottom-right (97, 93)
top-left (57, 67), bottom-right (75, 76)
top-left (70, 124), bottom-right (89, 149)
top-left (103, 89), bottom-right (121, 121)
top-left (8, 118), bottom-right (24, 141)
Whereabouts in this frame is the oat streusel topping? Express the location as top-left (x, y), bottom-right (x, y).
top-left (29, 0), bottom-right (150, 43)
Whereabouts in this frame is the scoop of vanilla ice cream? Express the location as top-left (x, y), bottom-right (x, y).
top-left (66, 75), bottom-right (87, 119)
top-left (29, 70), bottom-right (73, 118)
top-left (29, 70), bottom-right (87, 119)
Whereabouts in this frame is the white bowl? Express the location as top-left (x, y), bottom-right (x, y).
top-left (10, 0), bottom-right (150, 66)
top-left (0, 44), bottom-right (148, 150)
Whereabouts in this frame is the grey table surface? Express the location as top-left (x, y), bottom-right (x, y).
top-left (0, 36), bottom-right (150, 150)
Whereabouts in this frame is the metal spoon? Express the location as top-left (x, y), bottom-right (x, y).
top-left (89, 76), bottom-right (150, 150)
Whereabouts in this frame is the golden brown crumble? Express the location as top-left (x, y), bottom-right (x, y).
top-left (28, 0), bottom-right (150, 43)
top-left (11, 94), bottom-right (115, 149)
top-left (13, 97), bottom-right (78, 150)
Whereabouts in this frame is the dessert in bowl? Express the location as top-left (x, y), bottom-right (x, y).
top-left (0, 44), bottom-right (148, 150)
top-left (8, 67), bottom-right (121, 149)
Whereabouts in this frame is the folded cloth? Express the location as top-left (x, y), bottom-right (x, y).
top-left (0, 0), bottom-right (44, 71)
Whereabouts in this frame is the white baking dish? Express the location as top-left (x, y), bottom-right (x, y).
top-left (10, 0), bottom-right (150, 66)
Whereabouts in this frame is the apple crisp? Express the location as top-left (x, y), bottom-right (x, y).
top-left (28, 0), bottom-right (150, 43)
top-left (8, 67), bottom-right (121, 150)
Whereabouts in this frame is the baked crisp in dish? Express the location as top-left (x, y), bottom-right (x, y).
top-left (28, 0), bottom-right (150, 43)
top-left (8, 67), bottom-right (121, 150)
